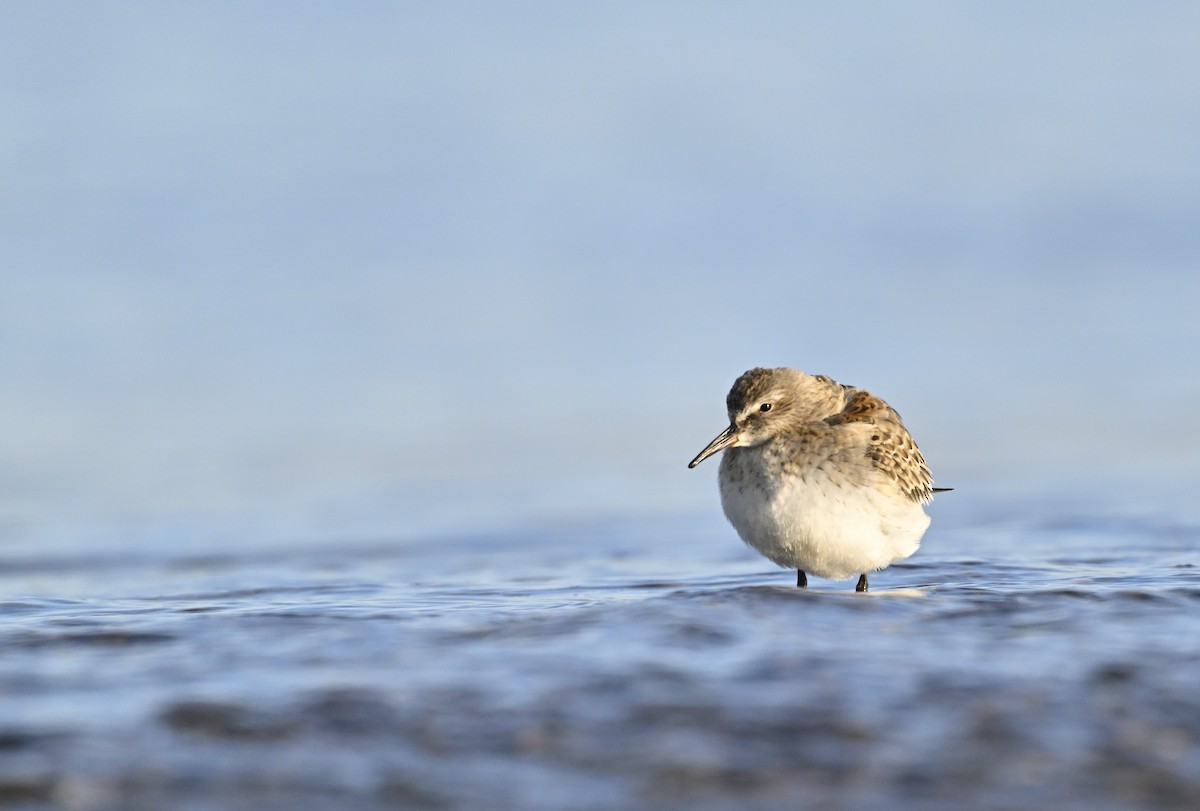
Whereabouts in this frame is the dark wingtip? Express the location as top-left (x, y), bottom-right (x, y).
top-left (931, 487), bottom-right (954, 493)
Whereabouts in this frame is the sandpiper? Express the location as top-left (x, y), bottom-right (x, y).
top-left (688, 367), bottom-right (946, 592)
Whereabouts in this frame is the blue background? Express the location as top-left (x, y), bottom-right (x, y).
top-left (4, 3), bottom-right (1198, 547)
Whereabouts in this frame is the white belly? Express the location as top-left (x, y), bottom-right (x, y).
top-left (718, 460), bottom-right (929, 580)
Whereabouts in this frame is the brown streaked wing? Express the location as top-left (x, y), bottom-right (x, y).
top-left (826, 387), bottom-right (934, 504)
top-left (828, 387), bottom-right (892, 425)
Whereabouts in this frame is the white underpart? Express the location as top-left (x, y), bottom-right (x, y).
top-left (719, 461), bottom-right (929, 581)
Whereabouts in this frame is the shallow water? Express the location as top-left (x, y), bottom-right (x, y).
top-left (2, 504), bottom-right (1199, 811)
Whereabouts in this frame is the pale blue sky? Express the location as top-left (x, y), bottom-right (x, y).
top-left (3, 3), bottom-right (1199, 542)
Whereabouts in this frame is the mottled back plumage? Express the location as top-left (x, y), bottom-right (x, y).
top-left (825, 386), bottom-right (934, 504)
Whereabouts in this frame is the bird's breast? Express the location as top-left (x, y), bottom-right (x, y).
top-left (715, 439), bottom-right (929, 577)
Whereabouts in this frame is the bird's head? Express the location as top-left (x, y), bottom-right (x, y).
top-left (687, 367), bottom-right (816, 468)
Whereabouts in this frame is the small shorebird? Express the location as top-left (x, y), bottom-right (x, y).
top-left (688, 367), bottom-right (947, 592)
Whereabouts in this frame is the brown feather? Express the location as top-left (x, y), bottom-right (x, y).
top-left (824, 385), bottom-right (935, 505)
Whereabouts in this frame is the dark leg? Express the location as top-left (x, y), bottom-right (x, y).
top-left (797, 570), bottom-right (807, 588)
top-left (855, 574), bottom-right (868, 593)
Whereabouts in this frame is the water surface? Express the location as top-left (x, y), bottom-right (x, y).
top-left (2, 504), bottom-right (1198, 810)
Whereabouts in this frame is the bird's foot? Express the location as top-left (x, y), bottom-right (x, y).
top-left (855, 574), bottom-right (868, 593)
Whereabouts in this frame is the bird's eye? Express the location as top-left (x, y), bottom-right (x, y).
top-left (759, 403), bottom-right (772, 412)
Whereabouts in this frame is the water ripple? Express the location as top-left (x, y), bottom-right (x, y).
top-left (1, 516), bottom-right (1199, 810)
